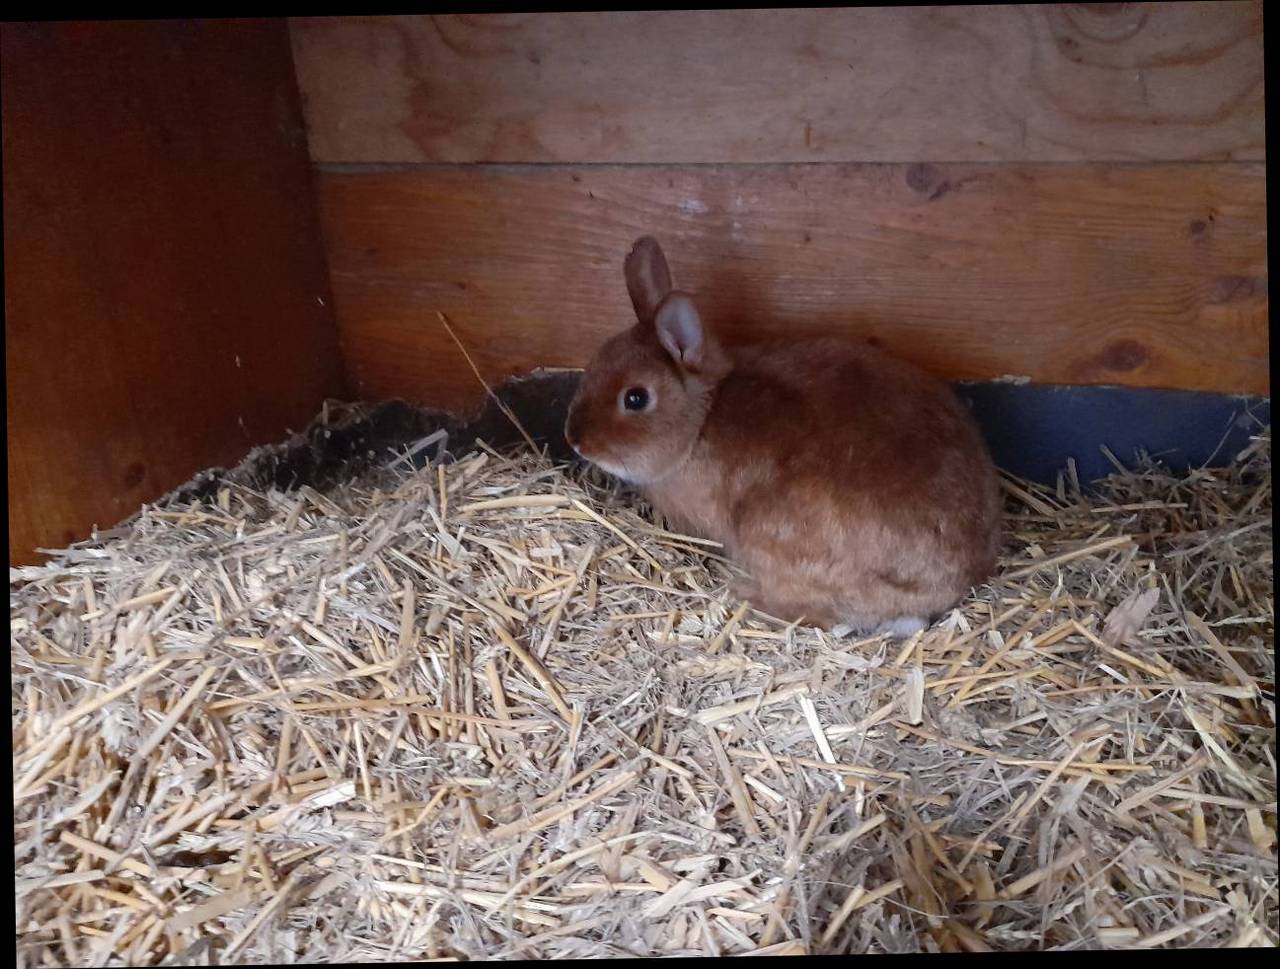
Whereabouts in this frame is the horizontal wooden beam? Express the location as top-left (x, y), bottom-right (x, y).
top-left (290, 5), bottom-right (1264, 164)
top-left (316, 162), bottom-right (1268, 414)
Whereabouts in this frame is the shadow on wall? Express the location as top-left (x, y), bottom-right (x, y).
top-left (952, 382), bottom-right (1269, 486)
top-left (170, 370), bottom-right (1269, 504)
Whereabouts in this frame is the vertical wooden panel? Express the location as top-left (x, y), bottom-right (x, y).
top-left (4, 20), bottom-right (347, 565)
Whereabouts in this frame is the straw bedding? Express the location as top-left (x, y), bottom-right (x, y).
top-left (11, 406), bottom-right (1276, 962)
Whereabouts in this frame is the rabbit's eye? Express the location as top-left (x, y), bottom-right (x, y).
top-left (622, 387), bottom-right (650, 412)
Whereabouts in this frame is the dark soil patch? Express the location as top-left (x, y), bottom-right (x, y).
top-left (170, 370), bottom-right (583, 503)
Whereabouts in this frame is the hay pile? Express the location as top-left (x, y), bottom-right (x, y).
top-left (11, 417), bottom-right (1276, 962)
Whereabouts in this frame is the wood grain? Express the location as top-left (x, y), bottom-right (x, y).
top-left (316, 163), bottom-right (1267, 414)
top-left (289, 4), bottom-right (1264, 164)
top-left (4, 20), bottom-right (347, 565)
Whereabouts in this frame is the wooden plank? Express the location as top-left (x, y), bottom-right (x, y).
top-left (3, 21), bottom-right (347, 565)
top-left (289, 5), bottom-right (1264, 164)
top-left (315, 163), bottom-right (1267, 414)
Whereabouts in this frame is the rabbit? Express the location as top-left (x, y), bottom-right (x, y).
top-left (564, 236), bottom-right (1002, 636)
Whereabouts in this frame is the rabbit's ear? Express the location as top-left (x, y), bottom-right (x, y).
top-left (624, 236), bottom-right (673, 325)
top-left (653, 292), bottom-right (705, 372)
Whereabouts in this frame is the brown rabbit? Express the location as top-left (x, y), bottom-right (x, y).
top-left (564, 236), bottom-right (1002, 636)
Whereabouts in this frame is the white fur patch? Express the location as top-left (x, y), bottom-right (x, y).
top-left (585, 456), bottom-right (634, 483)
top-left (878, 616), bottom-right (928, 639)
top-left (832, 616), bottom-right (929, 639)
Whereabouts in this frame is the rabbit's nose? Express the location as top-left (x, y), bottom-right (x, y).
top-left (563, 411), bottom-right (585, 451)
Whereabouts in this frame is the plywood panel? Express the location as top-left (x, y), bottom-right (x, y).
top-left (316, 163), bottom-right (1267, 414)
top-left (4, 20), bottom-right (347, 565)
top-left (290, 4), bottom-right (1264, 164)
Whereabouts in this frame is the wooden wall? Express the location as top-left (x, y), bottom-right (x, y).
top-left (4, 20), bottom-right (348, 565)
top-left (290, 5), bottom-right (1267, 414)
